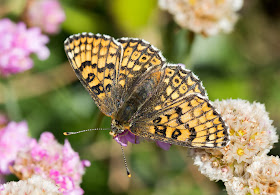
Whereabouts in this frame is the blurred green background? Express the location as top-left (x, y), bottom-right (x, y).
top-left (0, 0), bottom-right (280, 194)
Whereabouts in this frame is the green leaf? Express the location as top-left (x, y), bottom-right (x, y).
top-left (62, 4), bottom-right (104, 34)
top-left (110, 0), bottom-right (157, 34)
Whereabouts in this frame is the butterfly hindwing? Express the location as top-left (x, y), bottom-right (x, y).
top-left (131, 65), bottom-right (207, 120)
top-left (130, 65), bottom-right (229, 148)
top-left (130, 94), bottom-right (229, 148)
top-left (64, 33), bottom-right (122, 116)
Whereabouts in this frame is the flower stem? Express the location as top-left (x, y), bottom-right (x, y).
top-left (1, 78), bottom-right (21, 121)
top-left (95, 110), bottom-right (105, 129)
top-left (185, 31), bottom-right (196, 68)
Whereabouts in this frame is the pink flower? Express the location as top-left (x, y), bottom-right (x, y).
top-left (0, 18), bottom-right (49, 76)
top-left (178, 63), bottom-right (186, 69)
top-left (25, 0), bottom-right (65, 34)
top-left (114, 130), bottom-right (172, 150)
top-left (0, 121), bottom-right (33, 174)
top-left (114, 130), bottom-right (140, 147)
top-left (11, 132), bottom-right (90, 195)
top-left (0, 174), bottom-right (5, 184)
top-left (156, 141), bottom-right (172, 151)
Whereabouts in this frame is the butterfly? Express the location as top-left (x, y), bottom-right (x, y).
top-left (64, 32), bottom-right (229, 148)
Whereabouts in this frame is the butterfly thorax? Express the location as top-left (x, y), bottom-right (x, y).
top-left (110, 97), bottom-right (144, 136)
top-left (110, 119), bottom-right (127, 136)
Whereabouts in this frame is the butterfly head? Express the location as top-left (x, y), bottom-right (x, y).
top-left (110, 119), bottom-right (125, 137)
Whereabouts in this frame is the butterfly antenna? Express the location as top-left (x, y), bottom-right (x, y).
top-left (63, 128), bottom-right (110, 135)
top-left (120, 144), bottom-right (131, 178)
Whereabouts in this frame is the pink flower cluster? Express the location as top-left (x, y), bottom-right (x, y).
top-left (114, 130), bottom-right (171, 150)
top-left (0, 121), bottom-right (32, 175)
top-left (25, 0), bottom-right (65, 34)
top-left (12, 132), bottom-right (90, 195)
top-left (0, 18), bottom-right (49, 76)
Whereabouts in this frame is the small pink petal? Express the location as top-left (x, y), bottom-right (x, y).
top-left (82, 160), bottom-right (91, 167)
top-left (178, 63), bottom-right (186, 69)
top-left (125, 131), bottom-right (140, 144)
top-left (11, 131), bottom-right (89, 194)
top-left (156, 141), bottom-right (172, 150)
top-left (0, 18), bottom-right (49, 76)
top-left (26, 0), bottom-right (65, 34)
top-left (114, 135), bottom-right (128, 147)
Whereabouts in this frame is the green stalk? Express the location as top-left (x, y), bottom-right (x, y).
top-left (185, 31), bottom-right (196, 68)
top-left (1, 78), bottom-right (21, 121)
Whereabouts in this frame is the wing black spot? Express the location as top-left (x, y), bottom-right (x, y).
top-left (97, 67), bottom-right (105, 73)
top-left (91, 84), bottom-right (104, 95)
top-left (175, 107), bottom-right (183, 115)
top-left (171, 129), bottom-right (182, 139)
top-left (155, 126), bottom-right (167, 137)
top-left (189, 127), bottom-right (196, 141)
top-left (105, 84), bottom-right (112, 92)
top-left (86, 73), bottom-right (95, 83)
top-left (107, 63), bottom-right (114, 69)
top-left (80, 61), bottom-right (91, 71)
top-left (153, 117), bottom-right (162, 124)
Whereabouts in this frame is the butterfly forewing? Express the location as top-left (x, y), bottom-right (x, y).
top-left (64, 33), bottom-right (122, 116)
top-left (115, 38), bottom-right (166, 105)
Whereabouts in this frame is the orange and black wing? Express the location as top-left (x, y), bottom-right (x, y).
top-left (64, 33), bottom-right (122, 116)
top-left (114, 37), bottom-right (166, 106)
top-left (130, 65), bottom-right (229, 148)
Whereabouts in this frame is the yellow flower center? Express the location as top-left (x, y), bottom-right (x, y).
top-left (215, 0), bottom-right (225, 5)
top-left (237, 148), bottom-right (244, 156)
top-left (188, 0), bottom-right (196, 6)
top-left (254, 187), bottom-right (260, 194)
top-left (230, 129), bottom-right (235, 136)
top-left (238, 129), bottom-right (245, 136)
top-left (250, 132), bottom-right (259, 140)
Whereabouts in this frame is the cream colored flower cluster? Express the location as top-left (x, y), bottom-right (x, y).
top-left (225, 156), bottom-right (280, 194)
top-left (0, 175), bottom-right (61, 195)
top-left (158, 0), bottom-right (243, 36)
top-left (191, 99), bottom-right (279, 194)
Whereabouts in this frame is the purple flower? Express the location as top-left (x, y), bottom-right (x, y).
top-left (0, 174), bottom-right (5, 184)
top-left (25, 0), bottom-right (65, 34)
top-left (0, 121), bottom-right (33, 175)
top-left (156, 141), bottom-right (172, 151)
top-left (0, 18), bottom-right (49, 76)
top-left (114, 130), bottom-right (140, 147)
top-left (11, 132), bottom-right (90, 195)
top-left (178, 63), bottom-right (186, 69)
top-left (113, 130), bottom-right (172, 150)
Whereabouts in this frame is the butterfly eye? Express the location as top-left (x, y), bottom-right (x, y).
top-left (114, 120), bottom-right (121, 126)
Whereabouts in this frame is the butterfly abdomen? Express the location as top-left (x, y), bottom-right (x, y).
top-left (115, 67), bottom-right (162, 124)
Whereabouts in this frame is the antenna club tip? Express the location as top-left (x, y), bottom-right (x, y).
top-left (63, 132), bottom-right (69, 136)
top-left (126, 170), bottom-right (131, 178)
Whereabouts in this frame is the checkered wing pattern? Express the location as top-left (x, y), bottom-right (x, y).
top-left (130, 65), bottom-right (229, 148)
top-left (64, 33), bottom-right (122, 116)
top-left (115, 38), bottom-right (166, 106)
